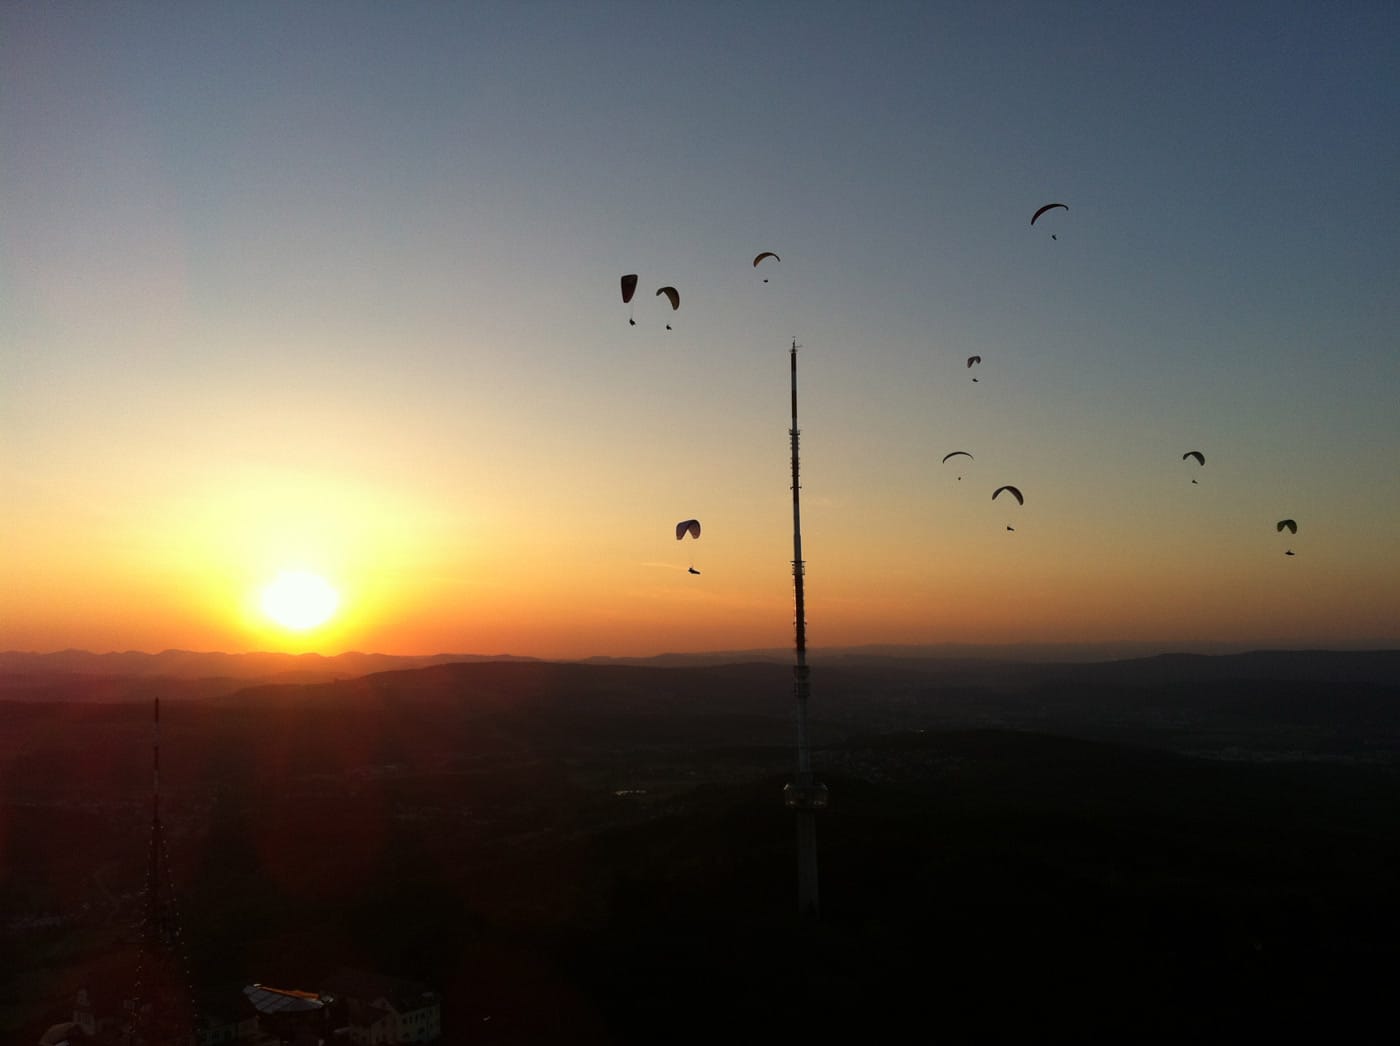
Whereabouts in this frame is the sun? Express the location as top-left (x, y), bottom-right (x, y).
top-left (259, 570), bottom-right (340, 631)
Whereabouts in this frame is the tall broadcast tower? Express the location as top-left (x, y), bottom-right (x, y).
top-left (782, 339), bottom-right (828, 918)
top-left (128, 698), bottom-right (197, 1045)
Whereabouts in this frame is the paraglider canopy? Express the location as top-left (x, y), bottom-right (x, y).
top-left (1182, 451), bottom-right (1205, 466)
top-left (621, 274), bottom-right (638, 325)
top-left (654, 286), bottom-right (680, 329)
top-left (1031, 203), bottom-right (1068, 225)
top-left (752, 252), bottom-right (780, 267)
top-left (992, 485), bottom-right (1024, 505)
top-left (1277, 519), bottom-right (1297, 534)
top-left (675, 519), bottom-right (701, 540)
top-left (966, 355), bottom-right (982, 368)
top-left (943, 450), bottom-right (973, 480)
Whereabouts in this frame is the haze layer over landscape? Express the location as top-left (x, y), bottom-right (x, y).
top-left (4, 3), bottom-right (1397, 660)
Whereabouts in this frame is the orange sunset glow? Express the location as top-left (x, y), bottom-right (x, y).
top-left (1, 2), bottom-right (1395, 664)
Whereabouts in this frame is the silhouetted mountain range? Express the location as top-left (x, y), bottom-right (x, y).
top-left (7, 639), bottom-right (1396, 681)
top-left (4, 648), bottom-right (1397, 760)
top-left (0, 649), bottom-right (537, 702)
top-left (0, 647), bottom-right (535, 680)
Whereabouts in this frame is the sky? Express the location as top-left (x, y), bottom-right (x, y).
top-left (3, 1), bottom-right (1398, 658)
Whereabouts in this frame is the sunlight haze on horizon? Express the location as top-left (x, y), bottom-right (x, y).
top-left (3, 2), bottom-right (1397, 658)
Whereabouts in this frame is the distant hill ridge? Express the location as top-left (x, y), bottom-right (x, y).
top-left (4, 641), bottom-right (1399, 676)
top-left (0, 648), bottom-right (537, 680)
top-left (2, 648), bottom-right (1399, 760)
top-left (2, 645), bottom-right (1397, 700)
top-left (3, 643), bottom-right (1399, 678)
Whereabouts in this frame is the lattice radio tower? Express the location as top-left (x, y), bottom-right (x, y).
top-left (782, 339), bottom-right (828, 918)
top-left (127, 698), bottom-right (197, 1045)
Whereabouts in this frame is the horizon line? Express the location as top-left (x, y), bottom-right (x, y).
top-left (5, 639), bottom-right (1399, 664)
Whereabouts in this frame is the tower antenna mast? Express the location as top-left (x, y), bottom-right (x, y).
top-left (129, 697), bottom-right (197, 1045)
top-left (784, 339), bottom-right (827, 918)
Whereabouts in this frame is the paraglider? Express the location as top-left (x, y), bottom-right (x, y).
top-left (656, 286), bottom-right (679, 329)
top-left (621, 274), bottom-right (638, 326)
top-left (967, 355), bottom-right (982, 382)
top-left (753, 251), bottom-right (780, 282)
top-left (993, 485), bottom-right (1023, 531)
top-left (1277, 518), bottom-right (1297, 556)
top-left (1183, 450), bottom-right (1205, 483)
top-left (1031, 203), bottom-right (1067, 239)
top-left (676, 518), bottom-right (701, 574)
top-left (942, 450), bottom-right (973, 480)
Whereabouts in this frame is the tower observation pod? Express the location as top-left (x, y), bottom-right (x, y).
top-left (786, 339), bottom-right (825, 918)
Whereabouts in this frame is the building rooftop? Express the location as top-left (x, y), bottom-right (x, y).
top-left (242, 984), bottom-right (327, 1015)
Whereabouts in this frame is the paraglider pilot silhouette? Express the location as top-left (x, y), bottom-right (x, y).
top-left (753, 251), bottom-right (779, 282)
top-left (943, 450), bottom-right (972, 481)
top-left (1183, 450), bottom-right (1205, 483)
top-left (620, 274), bottom-right (638, 325)
top-left (676, 518), bottom-right (701, 573)
top-left (993, 484), bottom-right (1023, 531)
top-left (657, 286), bottom-right (679, 330)
top-left (1032, 202), bottom-right (1067, 241)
